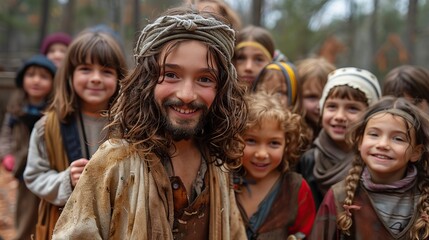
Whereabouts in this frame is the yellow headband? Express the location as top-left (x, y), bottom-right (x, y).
top-left (235, 41), bottom-right (272, 60)
top-left (266, 62), bottom-right (298, 105)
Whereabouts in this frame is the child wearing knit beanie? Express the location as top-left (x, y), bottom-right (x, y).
top-left (0, 54), bottom-right (56, 240)
top-left (296, 67), bottom-right (381, 209)
top-left (40, 32), bottom-right (72, 68)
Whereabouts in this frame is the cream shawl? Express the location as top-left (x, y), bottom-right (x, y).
top-left (52, 139), bottom-right (245, 240)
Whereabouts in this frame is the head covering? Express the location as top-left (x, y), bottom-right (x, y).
top-left (40, 32), bottom-right (72, 55)
top-left (15, 54), bottom-right (57, 88)
top-left (134, 11), bottom-right (236, 67)
top-left (235, 41), bottom-right (272, 60)
top-left (253, 61), bottom-right (298, 106)
top-left (319, 67), bottom-right (382, 110)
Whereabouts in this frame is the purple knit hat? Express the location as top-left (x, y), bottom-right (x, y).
top-left (40, 32), bottom-right (72, 55)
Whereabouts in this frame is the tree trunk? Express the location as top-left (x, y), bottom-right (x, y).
top-left (251, 0), bottom-right (264, 26)
top-left (406, 0), bottom-right (418, 64)
top-left (134, 0), bottom-right (140, 41)
top-left (347, 0), bottom-right (355, 65)
top-left (111, 0), bottom-right (123, 36)
top-left (370, 0), bottom-right (379, 72)
top-left (39, 0), bottom-right (50, 49)
top-left (61, 0), bottom-right (75, 34)
top-left (3, 1), bottom-right (22, 53)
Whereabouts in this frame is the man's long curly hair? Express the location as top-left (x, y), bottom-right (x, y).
top-left (107, 6), bottom-right (247, 169)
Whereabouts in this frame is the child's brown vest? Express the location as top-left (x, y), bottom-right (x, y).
top-left (245, 172), bottom-right (302, 240)
top-left (332, 183), bottom-right (417, 240)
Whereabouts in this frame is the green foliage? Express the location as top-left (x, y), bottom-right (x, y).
top-left (1, 0), bottom-right (429, 70)
top-left (380, 2), bottom-right (405, 35)
top-left (264, 0), bottom-right (429, 70)
top-left (269, 0), bottom-right (332, 61)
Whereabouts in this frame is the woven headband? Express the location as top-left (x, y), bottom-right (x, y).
top-left (368, 109), bottom-right (415, 126)
top-left (235, 41), bottom-right (272, 60)
top-left (135, 13), bottom-right (236, 64)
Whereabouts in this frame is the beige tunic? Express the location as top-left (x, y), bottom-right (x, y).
top-left (52, 139), bottom-right (246, 240)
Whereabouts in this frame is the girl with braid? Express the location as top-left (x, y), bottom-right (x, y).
top-left (310, 96), bottom-right (429, 239)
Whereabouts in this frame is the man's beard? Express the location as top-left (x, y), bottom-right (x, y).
top-left (161, 99), bottom-right (208, 141)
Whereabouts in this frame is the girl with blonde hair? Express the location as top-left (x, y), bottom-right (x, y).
top-left (235, 91), bottom-right (315, 239)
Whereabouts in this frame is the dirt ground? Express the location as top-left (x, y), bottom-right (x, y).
top-left (0, 167), bottom-right (17, 240)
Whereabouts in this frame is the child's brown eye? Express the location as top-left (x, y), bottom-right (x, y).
top-left (165, 72), bottom-right (177, 78)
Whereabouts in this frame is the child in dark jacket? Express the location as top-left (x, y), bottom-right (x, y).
top-left (296, 67), bottom-right (381, 209)
top-left (0, 54), bottom-right (56, 240)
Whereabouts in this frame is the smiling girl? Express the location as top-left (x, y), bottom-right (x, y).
top-left (310, 96), bottom-right (429, 239)
top-left (24, 30), bottom-right (127, 239)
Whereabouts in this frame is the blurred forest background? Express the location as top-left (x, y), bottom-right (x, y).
top-left (1, 0), bottom-right (429, 79)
